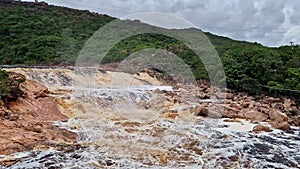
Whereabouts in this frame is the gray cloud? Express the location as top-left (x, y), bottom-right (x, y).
top-left (24, 0), bottom-right (300, 46)
top-left (290, 1), bottom-right (300, 25)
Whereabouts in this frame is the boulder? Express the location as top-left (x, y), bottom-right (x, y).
top-left (270, 121), bottom-right (291, 130)
top-left (252, 125), bottom-right (272, 132)
top-left (238, 110), bottom-right (268, 122)
top-left (269, 110), bottom-right (288, 123)
top-left (193, 106), bottom-right (208, 117)
top-left (221, 108), bottom-right (239, 118)
top-left (283, 99), bottom-right (294, 112)
top-left (207, 109), bottom-right (222, 118)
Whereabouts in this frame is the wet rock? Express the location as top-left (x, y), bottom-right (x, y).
top-left (71, 154), bottom-right (81, 159)
top-left (253, 143), bottom-right (272, 154)
top-left (228, 155), bottom-right (239, 162)
top-left (105, 160), bottom-right (114, 166)
top-left (1, 159), bottom-right (20, 167)
top-left (223, 119), bottom-right (242, 123)
top-left (268, 154), bottom-right (298, 168)
top-left (252, 125), bottom-right (272, 132)
top-left (44, 162), bottom-right (56, 167)
top-left (40, 153), bottom-right (54, 160)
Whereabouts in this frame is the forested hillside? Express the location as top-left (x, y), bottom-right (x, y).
top-left (0, 0), bottom-right (299, 103)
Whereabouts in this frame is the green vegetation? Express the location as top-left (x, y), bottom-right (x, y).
top-left (0, 69), bottom-right (10, 97)
top-left (222, 44), bottom-right (300, 103)
top-left (0, 0), bottom-right (299, 103)
top-left (0, 0), bottom-right (115, 64)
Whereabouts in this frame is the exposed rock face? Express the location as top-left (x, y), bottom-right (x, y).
top-left (8, 80), bottom-right (67, 121)
top-left (0, 73), bottom-right (76, 156)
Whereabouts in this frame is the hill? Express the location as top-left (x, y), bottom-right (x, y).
top-left (0, 0), bottom-right (299, 104)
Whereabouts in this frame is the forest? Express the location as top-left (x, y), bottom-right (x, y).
top-left (0, 0), bottom-right (299, 103)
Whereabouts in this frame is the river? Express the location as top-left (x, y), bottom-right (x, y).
top-left (1, 68), bottom-right (299, 169)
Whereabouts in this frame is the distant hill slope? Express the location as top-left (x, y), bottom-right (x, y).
top-left (0, 0), bottom-right (299, 103)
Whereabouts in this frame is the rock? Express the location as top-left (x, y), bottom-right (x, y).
top-left (207, 109), bottom-right (222, 118)
top-left (0, 78), bottom-right (77, 156)
top-left (271, 103), bottom-right (283, 110)
top-left (232, 104), bottom-right (243, 110)
top-left (213, 92), bottom-right (230, 99)
top-left (193, 106), bottom-right (208, 117)
top-left (163, 110), bottom-right (179, 120)
top-left (291, 115), bottom-right (300, 126)
top-left (228, 155), bottom-right (239, 162)
top-left (140, 68), bottom-right (176, 86)
top-left (221, 105), bottom-right (239, 118)
top-left (257, 107), bottom-right (269, 114)
top-left (270, 121), bottom-right (291, 130)
top-left (198, 93), bottom-right (209, 99)
top-left (226, 93), bottom-right (234, 99)
top-left (252, 125), bottom-right (272, 132)
top-left (224, 99), bottom-right (232, 104)
top-left (9, 80), bottom-right (68, 121)
top-left (190, 147), bottom-right (203, 155)
top-left (238, 110), bottom-right (268, 122)
top-left (20, 80), bottom-right (48, 98)
top-left (264, 97), bottom-right (281, 103)
top-left (223, 119), bottom-right (242, 123)
top-left (283, 99), bottom-right (294, 112)
top-left (269, 110), bottom-right (288, 123)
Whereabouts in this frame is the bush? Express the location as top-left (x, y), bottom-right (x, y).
top-left (0, 69), bottom-right (10, 97)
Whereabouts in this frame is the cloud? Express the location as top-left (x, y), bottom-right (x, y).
top-left (24, 0), bottom-right (300, 46)
top-left (289, 1), bottom-right (300, 25)
top-left (282, 26), bottom-right (300, 44)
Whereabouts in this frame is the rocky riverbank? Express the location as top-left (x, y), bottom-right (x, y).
top-left (141, 67), bottom-right (299, 131)
top-left (0, 72), bottom-right (76, 166)
top-left (192, 82), bottom-right (299, 131)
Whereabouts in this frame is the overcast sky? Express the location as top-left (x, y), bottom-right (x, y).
top-left (25, 0), bottom-right (300, 47)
